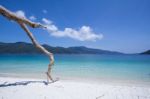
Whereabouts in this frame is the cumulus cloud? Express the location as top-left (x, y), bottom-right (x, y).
top-left (15, 10), bottom-right (26, 18)
top-left (13, 10), bottom-right (103, 41)
top-left (42, 18), bottom-right (103, 41)
top-left (15, 10), bottom-right (36, 21)
top-left (42, 10), bottom-right (48, 14)
top-left (42, 18), bottom-right (52, 24)
top-left (29, 15), bottom-right (36, 21)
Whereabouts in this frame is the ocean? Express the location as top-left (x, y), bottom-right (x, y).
top-left (0, 54), bottom-right (150, 84)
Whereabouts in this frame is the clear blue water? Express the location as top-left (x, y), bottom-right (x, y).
top-left (0, 54), bottom-right (150, 83)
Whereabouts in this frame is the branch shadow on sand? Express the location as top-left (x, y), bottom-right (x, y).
top-left (0, 80), bottom-right (52, 87)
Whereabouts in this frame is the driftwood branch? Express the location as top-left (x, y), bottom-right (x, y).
top-left (0, 5), bottom-right (45, 28)
top-left (0, 5), bottom-right (55, 82)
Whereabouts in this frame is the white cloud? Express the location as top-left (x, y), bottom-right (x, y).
top-left (15, 10), bottom-right (26, 18)
top-left (42, 18), bottom-right (103, 41)
top-left (15, 10), bottom-right (36, 21)
top-left (46, 24), bottom-right (58, 32)
top-left (29, 16), bottom-right (36, 21)
top-left (42, 18), bottom-right (52, 25)
top-left (42, 10), bottom-right (48, 14)
top-left (13, 9), bottom-right (103, 41)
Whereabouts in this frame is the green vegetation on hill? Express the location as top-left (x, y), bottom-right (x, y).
top-left (0, 42), bottom-right (122, 54)
top-left (140, 50), bottom-right (150, 55)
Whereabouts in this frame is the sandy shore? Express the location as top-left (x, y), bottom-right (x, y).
top-left (0, 77), bottom-right (150, 99)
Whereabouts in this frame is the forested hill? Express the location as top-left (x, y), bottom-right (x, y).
top-left (0, 42), bottom-right (124, 54)
top-left (140, 50), bottom-right (150, 55)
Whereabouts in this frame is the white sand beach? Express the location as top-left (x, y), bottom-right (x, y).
top-left (0, 77), bottom-right (150, 99)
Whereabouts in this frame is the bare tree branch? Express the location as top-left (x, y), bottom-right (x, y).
top-left (0, 5), bottom-right (55, 83)
top-left (0, 5), bottom-right (45, 28)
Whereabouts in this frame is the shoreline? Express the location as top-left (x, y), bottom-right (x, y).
top-left (0, 73), bottom-right (150, 87)
top-left (0, 77), bottom-right (150, 99)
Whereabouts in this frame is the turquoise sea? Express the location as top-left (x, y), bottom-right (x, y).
top-left (0, 54), bottom-right (150, 84)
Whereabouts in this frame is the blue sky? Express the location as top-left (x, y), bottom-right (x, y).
top-left (0, 0), bottom-right (150, 53)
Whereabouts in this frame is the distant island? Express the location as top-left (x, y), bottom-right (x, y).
top-left (140, 50), bottom-right (150, 55)
top-left (0, 42), bottom-right (124, 54)
top-left (0, 42), bottom-right (149, 55)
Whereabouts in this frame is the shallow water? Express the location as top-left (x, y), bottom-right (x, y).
top-left (0, 54), bottom-right (150, 84)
